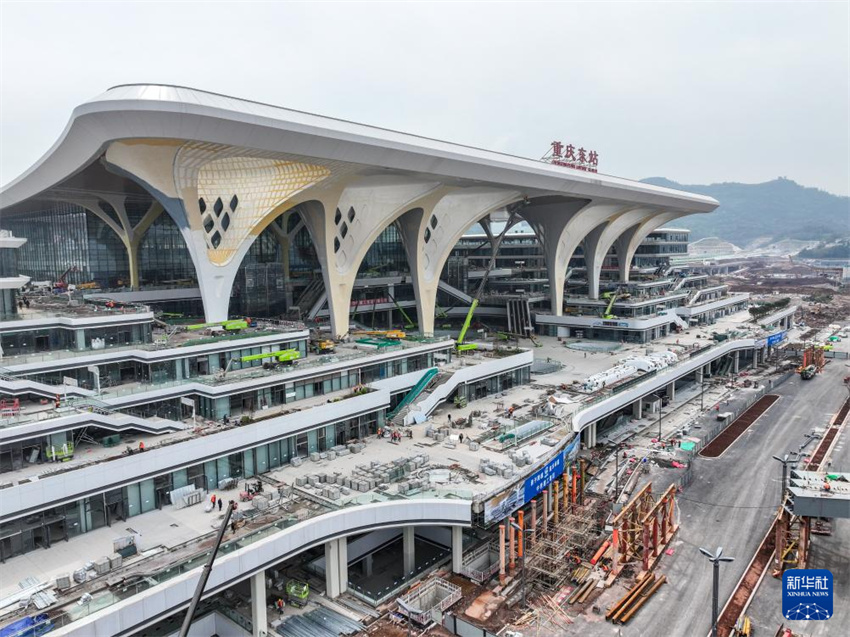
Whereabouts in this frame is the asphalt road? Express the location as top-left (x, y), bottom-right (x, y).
top-left (746, 377), bottom-right (850, 636)
top-left (612, 361), bottom-right (848, 637)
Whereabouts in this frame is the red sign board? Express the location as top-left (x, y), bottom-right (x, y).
top-left (544, 141), bottom-right (599, 173)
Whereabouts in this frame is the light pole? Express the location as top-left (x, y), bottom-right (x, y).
top-left (772, 453), bottom-right (799, 507)
top-left (652, 393), bottom-right (663, 443)
top-left (699, 546), bottom-right (735, 637)
top-left (510, 521), bottom-right (526, 608)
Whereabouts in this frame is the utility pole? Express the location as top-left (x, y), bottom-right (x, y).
top-left (699, 546), bottom-right (735, 637)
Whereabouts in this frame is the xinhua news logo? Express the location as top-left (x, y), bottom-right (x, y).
top-left (782, 569), bottom-right (833, 621)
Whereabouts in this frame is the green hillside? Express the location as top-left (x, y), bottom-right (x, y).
top-left (641, 177), bottom-right (849, 246)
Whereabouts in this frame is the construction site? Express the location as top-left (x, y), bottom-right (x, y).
top-left (0, 85), bottom-right (847, 637)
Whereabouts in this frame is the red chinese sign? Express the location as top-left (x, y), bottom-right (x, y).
top-left (544, 141), bottom-right (599, 173)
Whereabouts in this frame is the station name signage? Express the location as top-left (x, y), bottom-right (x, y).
top-left (545, 141), bottom-right (599, 173)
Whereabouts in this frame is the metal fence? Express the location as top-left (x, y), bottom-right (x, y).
top-left (442, 613), bottom-right (500, 637)
top-left (685, 370), bottom-right (795, 457)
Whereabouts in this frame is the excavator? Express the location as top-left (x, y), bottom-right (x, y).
top-left (53, 266), bottom-right (78, 292)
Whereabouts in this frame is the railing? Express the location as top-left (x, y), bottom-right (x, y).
top-left (0, 303), bottom-right (152, 323)
top-left (36, 492), bottom-right (471, 633)
top-left (0, 328), bottom-right (304, 367)
top-left (574, 338), bottom-right (752, 412)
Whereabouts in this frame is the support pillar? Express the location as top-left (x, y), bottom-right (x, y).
top-left (583, 422), bottom-right (597, 448)
top-left (403, 526), bottom-right (415, 577)
top-left (363, 554), bottom-right (373, 576)
top-left (634, 398), bottom-right (643, 419)
top-left (733, 351), bottom-right (740, 373)
top-left (667, 381), bottom-right (675, 401)
top-left (752, 348), bottom-right (758, 369)
top-left (451, 526), bottom-right (463, 574)
top-left (562, 474), bottom-right (569, 512)
top-left (325, 540), bottom-right (341, 599)
top-left (250, 571), bottom-right (267, 637)
top-left (337, 537), bottom-right (348, 595)
top-left (542, 490), bottom-right (549, 533)
top-left (126, 240), bottom-right (141, 290)
top-left (509, 516), bottom-right (516, 571)
top-left (75, 330), bottom-right (86, 351)
top-left (696, 368), bottom-right (704, 384)
top-left (499, 524), bottom-right (506, 585)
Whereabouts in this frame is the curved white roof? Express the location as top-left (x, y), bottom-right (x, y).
top-left (0, 84), bottom-right (718, 213)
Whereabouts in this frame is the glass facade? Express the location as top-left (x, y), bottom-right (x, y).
top-left (0, 242), bottom-right (21, 318)
top-left (138, 213), bottom-right (197, 286)
top-left (357, 223), bottom-right (409, 277)
top-left (2, 204), bottom-right (129, 287)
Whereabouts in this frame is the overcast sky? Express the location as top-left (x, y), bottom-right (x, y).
top-left (1, 1), bottom-right (848, 195)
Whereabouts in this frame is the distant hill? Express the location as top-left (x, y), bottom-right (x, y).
top-left (641, 177), bottom-right (850, 246)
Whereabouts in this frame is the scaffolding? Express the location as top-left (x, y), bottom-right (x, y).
top-left (524, 499), bottom-right (606, 591)
top-left (609, 482), bottom-right (678, 577)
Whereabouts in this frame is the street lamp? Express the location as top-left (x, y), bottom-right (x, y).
top-left (699, 546), bottom-right (735, 637)
top-left (510, 521), bottom-right (527, 608)
top-left (652, 393), bottom-right (663, 443)
top-left (772, 453), bottom-right (799, 507)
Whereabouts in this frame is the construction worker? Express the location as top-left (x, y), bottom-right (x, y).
top-left (211, 493), bottom-right (217, 506)
top-left (54, 394), bottom-right (61, 409)
top-left (138, 441), bottom-right (145, 452)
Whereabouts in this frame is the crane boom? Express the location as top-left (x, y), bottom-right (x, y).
top-left (456, 207), bottom-right (523, 349)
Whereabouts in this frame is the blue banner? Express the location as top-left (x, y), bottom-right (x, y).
top-left (523, 451), bottom-right (564, 503)
top-left (767, 331), bottom-right (786, 347)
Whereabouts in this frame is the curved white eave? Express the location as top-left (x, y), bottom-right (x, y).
top-left (0, 84), bottom-right (720, 215)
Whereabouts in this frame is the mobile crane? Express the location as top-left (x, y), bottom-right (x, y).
top-left (456, 203), bottom-right (526, 352)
